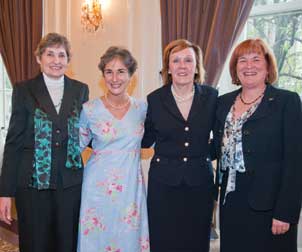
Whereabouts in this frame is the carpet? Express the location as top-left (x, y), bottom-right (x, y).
top-left (0, 239), bottom-right (18, 252)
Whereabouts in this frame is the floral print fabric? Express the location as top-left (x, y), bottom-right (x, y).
top-left (66, 104), bottom-right (82, 169)
top-left (77, 97), bottom-right (150, 252)
top-left (31, 104), bottom-right (82, 189)
top-left (220, 96), bottom-right (261, 203)
top-left (32, 108), bottom-right (52, 189)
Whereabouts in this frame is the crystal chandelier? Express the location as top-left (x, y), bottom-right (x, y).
top-left (81, 0), bottom-right (103, 33)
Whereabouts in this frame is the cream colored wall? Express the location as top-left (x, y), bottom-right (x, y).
top-left (43, 0), bottom-right (162, 99)
top-left (43, 0), bottom-right (161, 182)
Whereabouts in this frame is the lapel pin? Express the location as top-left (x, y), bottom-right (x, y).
top-left (268, 97), bottom-right (274, 101)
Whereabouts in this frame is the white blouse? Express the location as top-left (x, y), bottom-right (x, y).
top-left (43, 73), bottom-right (64, 113)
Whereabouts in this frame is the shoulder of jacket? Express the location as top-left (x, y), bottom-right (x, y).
top-left (198, 83), bottom-right (218, 96)
top-left (272, 85), bottom-right (297, 97)
top-left (218, 89), bottom-right (238, 100)
top-left (147, 85), bottom-right (168, 99)
top-left (13, 78), bottom-right (35, 93)
top-left (65, 76), bottom-right (88, 89)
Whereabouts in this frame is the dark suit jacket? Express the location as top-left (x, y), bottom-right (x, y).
top-left (142, 83), bottom-right (218, 187)
top-left (213, 85), bottom-right (302, 224)
top-left (0, 74), bottom-right (89, 197)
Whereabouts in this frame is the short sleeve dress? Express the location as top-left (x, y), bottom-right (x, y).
top-left (77, 97), bottom-right (150, 252)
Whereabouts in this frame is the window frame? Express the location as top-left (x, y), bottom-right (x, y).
top-left (250, 0), bottom-right (302, 18)
top-left (0, 55), bottom-right (12, 132)
top-left (217, 0), bottom-right (302, 96)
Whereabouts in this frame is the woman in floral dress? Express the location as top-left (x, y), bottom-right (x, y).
top-left (77, 47), bottom-right (149, 252)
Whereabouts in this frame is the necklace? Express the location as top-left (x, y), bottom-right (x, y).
top-left (239, 92), bottom-right (264, 105)
top-left (171, 85), bottom-right (195, 103)
top-left (54, 99), bottom-right (62, 108)
top-left (105, 95), bottom-right (130, 110)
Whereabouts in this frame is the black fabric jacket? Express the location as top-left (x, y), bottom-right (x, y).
top-left (0, 74), bottom-right (89, 196)
top-left (213, 85), bottom-right (302, 224)
top-left (142, 83), bottom-right (218, 187)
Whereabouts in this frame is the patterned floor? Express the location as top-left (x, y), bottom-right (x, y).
top-left (0, 237), bottom-right (301, 252)
top-left (0, 240), bottom-right (217, 252)
top-left (0, 211), bottom-right (300, 252)
top-left (210, 239), bottom-right (219, 252)
top-left (0, 239), bottom-right (18, 252)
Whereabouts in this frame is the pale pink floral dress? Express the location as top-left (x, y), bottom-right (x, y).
top-left (77, 97), bottom-right (150, 252)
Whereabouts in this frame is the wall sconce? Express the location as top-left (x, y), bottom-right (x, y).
top-left (81, 0), bottom-right (103, 33)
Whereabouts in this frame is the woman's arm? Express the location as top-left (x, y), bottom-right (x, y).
top-left (79, 107), bottom-right (93, 153)
top-left (0, 84), bottom-right (27, 196)
top-left (142, 96), bottom-right (155, 148)
top-left (0, 84), bottom-right (27, 224)
top-left (273, 92), bottom-right (302, 224)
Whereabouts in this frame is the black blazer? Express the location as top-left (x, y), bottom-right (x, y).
top-left (213, 85), bottom-right (302, 224)
top-left (142, 83), bottom-right (218, 186)
top-left (0, 74), bottom-right (89, 197)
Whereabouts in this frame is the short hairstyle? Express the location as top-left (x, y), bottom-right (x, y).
top-left (229, 38), bottom-right (278, 85)
top-left (34, 33), bottom-right (71, 62)
top-left (161, 39), bottom-right (205, 85)
top-left (98, 46), bottom-right (137, 77)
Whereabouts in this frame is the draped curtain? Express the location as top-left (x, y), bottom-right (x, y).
top-left (160, 0), bottom-right (254, 87)
top-left (0, 0), bottom-right (42, 85)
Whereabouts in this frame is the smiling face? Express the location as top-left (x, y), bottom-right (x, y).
top-left (236, 52), bottom-right (268, 89)
top-left (103, 57), bottom-right (130, 97)
top-left (168, 47), bottom-right (197, 87)
top-left (36, 45), bottom-right (68, 80)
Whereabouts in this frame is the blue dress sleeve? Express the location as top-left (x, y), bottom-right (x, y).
top-left (79, 106), bottom-right (92, 152)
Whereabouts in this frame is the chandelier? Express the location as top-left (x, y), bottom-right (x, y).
top-left (81, 0), bottom-right (103, 33)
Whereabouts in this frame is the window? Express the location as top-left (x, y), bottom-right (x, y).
top-left (0, 55), bottom-right (12, 139)
top-left (218, 0), bottom-right (302, 97)
top-left (247, 0), bottom-right (302, 95)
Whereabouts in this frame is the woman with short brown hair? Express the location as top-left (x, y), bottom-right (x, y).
top-left (214, 38), bottom-right (302, 252)
top-left (0, 32), bottom-right (89, 252)
top-left (142, 39), bottom-right (218, 252)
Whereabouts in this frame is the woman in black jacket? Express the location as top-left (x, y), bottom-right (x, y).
top-left (142, 39), bottom-right (217, 252)
top-left (213, 38), bottom-right (302, 252)
top-left (0, 33), bottom-right (89, 252)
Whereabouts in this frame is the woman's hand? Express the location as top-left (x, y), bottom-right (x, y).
top-left (0, 197), bottom-right (12, 225)
top-left (271, 218), bottom-right (290, 235)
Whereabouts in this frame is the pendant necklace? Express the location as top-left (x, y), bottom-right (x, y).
top-left (54, 99), bottom-right (62, 109)
top-left (239, 92), bottom-right (264, 105)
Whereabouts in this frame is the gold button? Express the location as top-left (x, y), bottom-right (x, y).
top-left (184, 142), bottom-right (189, 147)
top-left (184, 126), bottom-right (189, 131)
top-left (183, 157), bottom-right (188, 162)
top-left (243, 130), bottom-right (250, 135)
top-left (156, 158), bottom-right (160, 162)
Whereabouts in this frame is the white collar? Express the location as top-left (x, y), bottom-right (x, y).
top-left (43, 73), bottom-right (64, 86)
